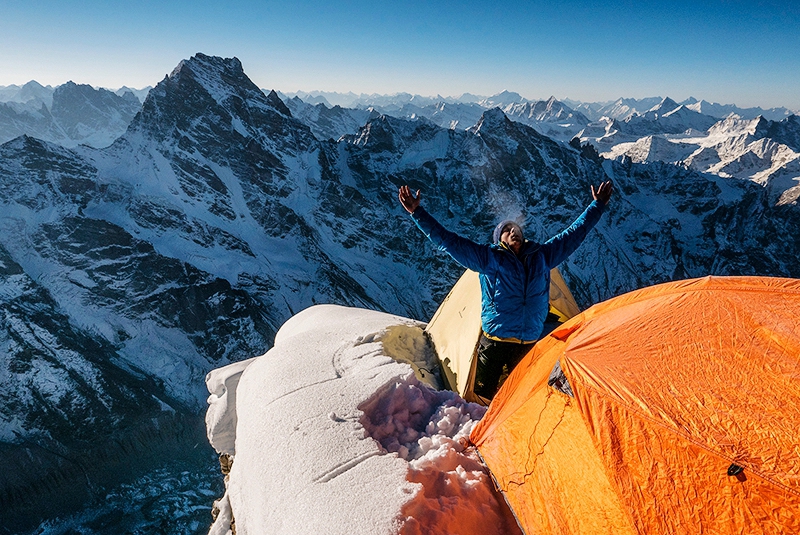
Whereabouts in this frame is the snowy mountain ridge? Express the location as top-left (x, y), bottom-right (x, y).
top-left (0, 81), bottom-right (144, 148)
top-left (3, 53), bottom-right (800, 531)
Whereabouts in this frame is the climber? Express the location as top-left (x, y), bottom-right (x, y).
top-left (398, 181), bottom-right (612, 399)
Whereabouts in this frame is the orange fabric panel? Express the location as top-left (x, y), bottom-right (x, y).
top-left (471, 276), bottom-right (800, 534)
top-left (471, 333), bottom-right (565, 444)
top-left (472, 334), bottom-right (635, 534)
top-left (563, 276), bottom-right (800, 496)
top-left (568, 374), bottom-right (800, 534)
top-left (479, 387), bottom-right (636, 535)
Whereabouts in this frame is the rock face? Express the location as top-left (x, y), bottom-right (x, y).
top-left (2, 53), bottom-right (800, 529)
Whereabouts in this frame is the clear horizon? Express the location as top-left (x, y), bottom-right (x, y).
top-left (1, 0), bottom-right (798, 110)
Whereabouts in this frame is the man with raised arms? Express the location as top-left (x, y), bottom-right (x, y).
top-left (398, 181), bottom-right (612, 399)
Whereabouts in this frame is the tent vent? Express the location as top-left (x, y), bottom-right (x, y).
top-left (547, 360), bottom-right (574, 397)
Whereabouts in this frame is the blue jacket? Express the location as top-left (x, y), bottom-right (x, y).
top-left (411, 201), bottom-right (604, 342)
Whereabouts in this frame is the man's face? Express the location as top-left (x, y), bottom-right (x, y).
top-left (501, 223), bottom-right (523, 254)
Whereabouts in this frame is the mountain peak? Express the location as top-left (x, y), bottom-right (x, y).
top-left (653, 97), bottom-right (679, 113)
top-left (265, 89), bottom-right (292, 117)
top-left (170, 53), bottom-right (245, 82)
top-left (469, 107), bottom-right (512, 134)
top-left (131, 54), bottom-right (303, 143)
top-left (162, 53), bottom-right (263, 108)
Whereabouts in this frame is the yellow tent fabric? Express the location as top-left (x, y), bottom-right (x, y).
top-left (426, 268), bottom-right (580, 405)
top-left (471, 276), bottom-right (800, 534)
top-left (548, 267), bottom-right (581, 322)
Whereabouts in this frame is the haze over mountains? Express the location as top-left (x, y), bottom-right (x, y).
top-left (1, 55), bottom-right (799, 532)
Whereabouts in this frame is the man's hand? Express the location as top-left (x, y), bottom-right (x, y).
top-left (591, 180), bottom-right (613, 206)
top-left (398, 185), bottom-right (421, 214)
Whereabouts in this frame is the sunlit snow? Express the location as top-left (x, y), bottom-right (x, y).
top-left (205, 304), bottom-right (520, 535)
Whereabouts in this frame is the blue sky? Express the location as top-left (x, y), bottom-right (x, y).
top-left (1, 0), bottom-right (798, 109)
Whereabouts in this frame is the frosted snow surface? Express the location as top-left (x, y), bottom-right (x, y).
top-left (205, 304), bottom-right (520, 535)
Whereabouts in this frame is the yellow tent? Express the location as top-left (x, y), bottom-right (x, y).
top-left (426, 268), bottom-right (580, 405)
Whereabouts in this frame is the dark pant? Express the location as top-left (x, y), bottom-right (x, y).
top-left (473, 334), bottom-right (533, 400)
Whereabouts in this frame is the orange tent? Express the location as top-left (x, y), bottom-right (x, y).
top-left (470, 276), bottom-right (800, 534)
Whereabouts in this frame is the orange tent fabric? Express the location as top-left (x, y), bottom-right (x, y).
top-left (470, 276), bottom-right (800, 534)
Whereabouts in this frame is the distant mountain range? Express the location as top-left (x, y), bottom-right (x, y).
top-left (281, 91), bottom-right (800, 207)
top-left (279, 89), bottom-right (798, 122)
top-left (586, 102), bottom-right (800, 205)
top-left (0, 81), bottom-right (151, 148)
top-left (2, 56), bottom-right (800, 531)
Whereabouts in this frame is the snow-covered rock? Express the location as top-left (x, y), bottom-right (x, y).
top-left (205, 305), bottom-right (519, 535)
